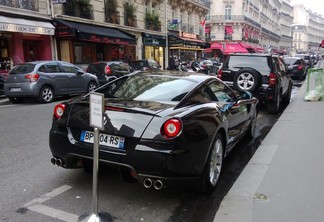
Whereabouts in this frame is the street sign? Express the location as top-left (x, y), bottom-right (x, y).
top-left (52, 0), bottom-right (66, 4)
top-left (90, 92), bottom-right (104, 130)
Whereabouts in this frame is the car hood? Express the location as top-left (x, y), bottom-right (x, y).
top-left (66, 98), bottom-right (178, 138)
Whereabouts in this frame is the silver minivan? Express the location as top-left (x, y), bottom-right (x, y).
top-left (4, 61), bottom-right (99, 103)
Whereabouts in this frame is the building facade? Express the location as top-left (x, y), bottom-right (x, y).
top-left (0, 0), bottom-right (210, 72)
top-left (292, 4), bottom-right (324, 54)
top-left (206, 0), bottom-right (294, 59)
top-left (52, 0), bottom-right (210, 69)
top-left (0, 0), bottom-right (55, 77)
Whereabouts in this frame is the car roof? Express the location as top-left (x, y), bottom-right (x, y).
top-left (228, 53), bottom-right (275, 57)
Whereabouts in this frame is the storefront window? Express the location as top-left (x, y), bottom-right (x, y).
top-left (73, 42), bottom-right (94, 64)
top-left (0, 36), bottom-right (12, 71)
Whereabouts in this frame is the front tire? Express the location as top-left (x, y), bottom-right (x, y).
top-left (39, 86), bottom-right (54, 103)
top-left (199, 133), bottom-right (224, 192)
top-left (282, 82), bottom-right (292, 108)
top-left (88, 81), bottom-right (97, 92)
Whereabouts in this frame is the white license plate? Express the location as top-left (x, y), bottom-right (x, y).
top-left (80, 130), bottom-right (125, 149)
top-left (11, 88), bottom-right (21, 92)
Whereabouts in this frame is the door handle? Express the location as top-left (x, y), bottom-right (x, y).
top-left (68, 75), bottom-right (73, 78)
top-left (50, 75), bottom-right (55, 78)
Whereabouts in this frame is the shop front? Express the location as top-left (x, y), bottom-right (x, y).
top-left (53, 19), bottom-right (136, 67)
top-left (142, 33), bottom-right (166, 69)
top-left (168, 32), bottom-right (209, 63)
top-left (0, 15), bottom-right (55, 77)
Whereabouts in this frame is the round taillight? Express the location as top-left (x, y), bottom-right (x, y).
top-left (54, 104), bottom-right (66, 119)
top-left (161, 118), bottom-right (182, 139)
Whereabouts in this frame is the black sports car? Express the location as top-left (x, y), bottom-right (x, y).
top-left (49, 71), bottom-right (258, 192)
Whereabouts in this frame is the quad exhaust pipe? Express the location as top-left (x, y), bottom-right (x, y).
top-left (51, 157), bottom-right (63, 167)
top-left (143, 178), bottom-right (165, 190)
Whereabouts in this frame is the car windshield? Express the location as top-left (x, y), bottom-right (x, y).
top-left (9, 64), bottom-right (36, 74)
top-left (105, 75), bottom-right (197, 102)
top-left (227, 56), bottom-right (271, 72)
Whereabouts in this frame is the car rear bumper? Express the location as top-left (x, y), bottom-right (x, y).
top-left (4, 82), bottom-right (40, 97)
top-left (49, 128), bottom-right (203, 182)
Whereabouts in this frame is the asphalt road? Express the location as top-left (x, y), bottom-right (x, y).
top-left (0, 84), bottom-right (301, 222)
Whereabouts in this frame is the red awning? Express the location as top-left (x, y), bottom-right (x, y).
top-left (205, 26), bottom-right (211, 33)
top-left (223, 43), bottom-right (248, 54)
top-left (239, 42), bottom-right (265, 53)
top-left (225, 26), bottom-right (233, 34)
top-left (205, 42), bottom-right (248, 54)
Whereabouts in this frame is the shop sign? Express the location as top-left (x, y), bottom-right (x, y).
top-left (56, 25), bottom-right (76, 37)
top-left (0, 23), bottom-right (54, 35)
top-left (52, 0), bottom-right (66, 3)
top-left (168, 35), bottom-right (183, 46)
top-left (80, 34), bottom-right (131, 45)
top-left (180, 32), bottom-right (197, 39)
top-left (143, 34), bottom-right (166, 46)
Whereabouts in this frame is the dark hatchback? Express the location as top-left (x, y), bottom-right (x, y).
top-left (49, 71), bottom-right (258, 192)
top-left (218, 53), bottom-right (293, 114)
top-left (86, 61), bottom-right (133, 86)
top-left (283, 57), bottom-right (307, 80)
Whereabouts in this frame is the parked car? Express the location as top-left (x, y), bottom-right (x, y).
top-left (49, 71), bottom-right (258, 192)
top-left (4, 61), bottom-right (99, 103)
top-left (294, 53), bottom-right (313, 69)
top-left (198, 60), bottom-right (219, 75)
top-left (218, 53), bottom-right (293, 114)
top-left (86, 61), bottom-right (133, 86)
top-left (0, 74), bottom-right (4, 95)
top-left (283, 57), bottom-right (307, 80)
top-left (129, 59), bottom-right (161, 71)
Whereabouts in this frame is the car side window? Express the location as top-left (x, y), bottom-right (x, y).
top-left (208, 81), bottom-right (235, 102)
top-left (45, 63), bottom-right (62, 73)
top-left (61, 63), bottom-right (79, 73)
top-left (38, 65), bottom-right (46, 73)
top-left (272, 58), bottom-right (278, 73)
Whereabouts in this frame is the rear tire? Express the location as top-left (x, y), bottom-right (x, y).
top-left (282, 82), bottom-right (292, 108)
top-left (88, 81), bottom-right (97, 92)
top-left (267, 91), bottom-right (281, 114)
top-left (199, 133), bottom-right (224, 192)
top-left (39, 86), bottom-right (54, 103)
top-left (82, 159), bottom-right (93, 174)
top-left (8, 97), bottom-right (24, 104)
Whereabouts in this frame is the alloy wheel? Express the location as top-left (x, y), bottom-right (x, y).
top-left (41, 87), bottom-right (53, 103)
top-left (209, 138), bottom-right (223, 186)
top-left (237, 73), bottom-right (255, 91)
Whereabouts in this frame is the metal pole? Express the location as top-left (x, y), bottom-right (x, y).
top-left (165, 0), bottom-right (168, 70)
top-left (87, 127), bottom-right (100, 222)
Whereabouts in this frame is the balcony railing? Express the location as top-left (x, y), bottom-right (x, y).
top-left (63, 2), bottom-right (94, 20)
top-left (0, 0), bottom-right (39, 11)
top-left (105, 11), bottom-right (120, 24)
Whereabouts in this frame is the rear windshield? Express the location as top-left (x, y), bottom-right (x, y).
top-left (129, 61), bottom-right (147, 68)
top-left (9, 64), bottom-right (36, 74)
top-left (108, 75), bottom-right (197, 102)
top-left (227, 56), bottom-right (271, 72)
top-left (284, 58), bottom-right (298, 65)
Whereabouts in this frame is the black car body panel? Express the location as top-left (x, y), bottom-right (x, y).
top-left (284, 57), bottom-right (306, 80)
top-left (49, 71), bottom-right (258, 189)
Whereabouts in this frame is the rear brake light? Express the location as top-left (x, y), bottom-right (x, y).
top-left (105, 65), bottom-right (112, 75)
top-left (269, 73), bottom-right (277, 86)
top-left (54, 104), bottom-right (66, 119)
top-left (161, 118), bottom-right (182, 139)
top-left (25, 74), bottom-right (39, 82)
top-left (217, 69), bottom-right (223, 79)
top-left (297, 65), bottom-right (303, 70)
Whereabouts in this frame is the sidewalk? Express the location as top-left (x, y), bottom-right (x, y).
top-left (214, 62), bottom-right (324, 222)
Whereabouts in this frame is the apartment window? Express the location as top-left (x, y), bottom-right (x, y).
top-left (299, 34), bottom-right (301, 40)
top-left (225, 5), bottom-right (231, 20)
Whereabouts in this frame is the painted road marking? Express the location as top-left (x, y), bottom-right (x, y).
top-left (28, 204), bottom-right (79, 222)
top-left (22, 185), bottom-right (80, 222)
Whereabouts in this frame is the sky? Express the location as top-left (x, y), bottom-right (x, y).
top-left (290, 0), bottom-right (324, 17)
